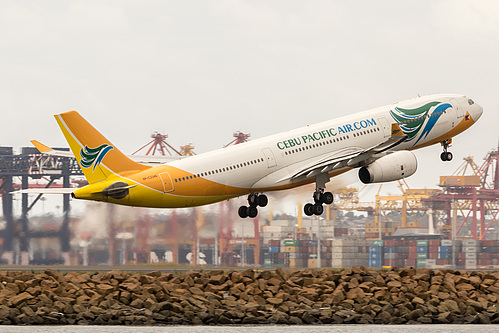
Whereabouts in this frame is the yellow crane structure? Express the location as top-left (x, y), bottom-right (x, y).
top-left (331, 181), bottom-right (440, 240)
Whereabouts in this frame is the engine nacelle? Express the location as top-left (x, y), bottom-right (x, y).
top-left (358, 150), bottom-right (418, 184)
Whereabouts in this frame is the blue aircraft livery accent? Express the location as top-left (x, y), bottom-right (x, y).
top-left (80, 144), bottom-right (114, 171)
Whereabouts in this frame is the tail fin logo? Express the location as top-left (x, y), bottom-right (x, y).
top-left (80, 144), bottom-right (114, 171)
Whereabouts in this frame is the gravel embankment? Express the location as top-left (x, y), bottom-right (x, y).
top-left (1, 267), bottom-right (498, 325)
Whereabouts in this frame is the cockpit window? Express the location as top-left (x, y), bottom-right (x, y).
top-left (468, 99), bottom-right (474, 105)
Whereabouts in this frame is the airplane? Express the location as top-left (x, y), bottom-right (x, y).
top-left (22, 93), bottom-right (482, 218)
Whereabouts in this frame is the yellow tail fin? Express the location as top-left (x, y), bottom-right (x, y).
top-left (55, 111), bottom-right (150, 184)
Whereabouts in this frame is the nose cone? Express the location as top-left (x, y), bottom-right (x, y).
top-left (473, 103), bottom-right (483, 121)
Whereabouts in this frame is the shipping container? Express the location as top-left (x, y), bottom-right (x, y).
top-left (371, 240), bottom-right (384, 246)
top-left (369, 246), bottom-right (382, 254)
top-left (438, 246), bottom-right (452, 253)
top-left (481, 246), bottom-right (497, 253)
top-left (269, 246), bottom-right (280, 253)
top-left (465, 259), bottom-right (477, 267)
top-left (436, 259), bottom-right (451, 265)
top-left (425, 259), bottom-right (436, 267)
top-left (417, 246), bottom-right (428, 253)
top-left (465, 252), bottom-right (477, 259)
top-left (416, 258), bottom-right (427, 268)
top-left (384, 253), bottom-right (397, 260)
top-left (438, 252), bottom-right (452, 260)
top-left (283, 246), bottom-right (298, 253)
top-left (307, 259), bottom-right (318, 268)
top-left (416, 240), bottom-right (429, 246)
top-left (429, 240), bottom-right (440, 247)
top-left (368, 258), bottom-right (381, 268)
top-left (462, 240), bottom-right (480, 247)
top-left (463, 246), bottom-right (478, 253)
top-left (268, 240), bottom-right (281, 247)
top-left (405, 258), bottom-right (416, 267)
top-left (288, 252), bottom-right (302, 259)
top-left (440, 240), bottom-right (456, 246)
top-left (428, 252), bottom-right (438, 259)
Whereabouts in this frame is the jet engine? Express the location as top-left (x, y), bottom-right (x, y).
top-left (358, 150), bottom-right (417, 184)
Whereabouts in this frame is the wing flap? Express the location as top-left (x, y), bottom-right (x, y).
top-left (286, 132), bottom-right (408, 182)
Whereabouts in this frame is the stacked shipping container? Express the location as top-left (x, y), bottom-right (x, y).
top-left (261, 237), bottom-right (499, 269)
top-left (364, 221), bottom-right (399, 239)
top-left (331, 239), bottom-right (369, 268)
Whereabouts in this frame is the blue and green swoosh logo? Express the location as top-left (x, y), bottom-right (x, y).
top-left (390, 101), bottom-right (452, 146)
top-left (80, 144), bottom-right (114, 171)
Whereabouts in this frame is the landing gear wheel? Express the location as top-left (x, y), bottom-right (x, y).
top-left (257, 194), bottom-right (268, 207)
top-left (313, 191), bottom-right (323, 203)
top-left (238, 206), bottom-right (248, 218)
top-left (322, 192), bottom-right (334, 205)
top-left (312, 204), bottom-right (324, 216)
top-left (247, 206), bottom-right (258, 218)
top-left (248, 194), bottom-right (258, 206)
top-left (304, 203), bottom-right (314, 216)
top-left (440, 151), bottom-right (453, 161)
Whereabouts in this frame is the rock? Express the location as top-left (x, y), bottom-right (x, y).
top-left (386, 280), bottom-right (402, 289)
top-left (442, 299), bottom-right (460, 313)
top-left (8, 292), bottom-right (34, 307)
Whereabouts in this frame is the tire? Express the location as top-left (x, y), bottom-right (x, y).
top-left (313, 192), bottom-right (322, 204)
top-left (238, 206), bottom-right (248, 218)
top-left (304, 203), bottom-right (314, 216)
top-left (248, 206), bottom-right (258, 218)
top-left (248, 194), bottom-right (258, 206)
top-left (312, 204), bottom-right (324, 216)
top-left (440, 152), bottom-right (448, 161)
top-left (322, 192), bottom-right (334, 205)
top-left (257, 194), bottom-right (268, 207)
top-left (446, 152), bottom-right (453, 161)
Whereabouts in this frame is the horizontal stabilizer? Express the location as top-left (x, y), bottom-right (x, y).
top-left (12, 188), bottom-right (75, 195)
top-left (31, 140), bottom-right (182, 164)
top-left (31, 140), bottom-right (74, 157)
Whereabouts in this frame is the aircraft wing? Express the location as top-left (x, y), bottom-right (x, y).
top-left (284, 123), bottom-right (408, 182)
top-left (31, 140), bottom-right (183, 164)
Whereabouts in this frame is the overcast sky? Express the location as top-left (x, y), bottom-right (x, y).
top-left (1, 0), bottom-right (498, 210)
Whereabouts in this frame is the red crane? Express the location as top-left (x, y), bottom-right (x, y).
top-left (224, 131), bottom-right (250, 148)
top-left (132, 131), bottom-right (182, 156)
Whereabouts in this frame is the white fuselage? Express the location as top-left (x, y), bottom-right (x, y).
top-left (165, 94), bottom-right (481, 195)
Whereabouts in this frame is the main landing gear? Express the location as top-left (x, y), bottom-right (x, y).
top-left (304, 173), bottom-right (334, 216)
top-left (238, 193), bottom-right (268, 218)
top-left (304, 189), bottom-right (334, 216)
top-left (440, 139), bottom-right (453, 161)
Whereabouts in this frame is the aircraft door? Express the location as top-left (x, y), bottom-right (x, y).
top-left (450, 98), bottom-right (464, 118)
top-left (159, 172), bottom-right (174, 192)
top-left (378, 117), bottom-right (391, 138)
top-left (262, 148), bottom-right (277, 168)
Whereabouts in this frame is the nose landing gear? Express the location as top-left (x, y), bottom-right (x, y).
top-left (440, 139), bottom-right (453, 161)
top-left (238, 193), bottom-right (268, 218)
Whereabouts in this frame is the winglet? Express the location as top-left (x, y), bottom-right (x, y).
top-left (391, 123), bottom-right (404, 136)
top-left (31, 140), bottom-right (52, 153)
